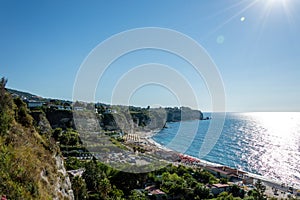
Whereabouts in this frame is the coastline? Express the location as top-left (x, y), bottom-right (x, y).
top-left (145, 130), bottom-right (300, 191)
top-left (147, 135), bottom-right (222, 167)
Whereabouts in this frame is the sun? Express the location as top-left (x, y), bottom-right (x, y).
top-left (205, 0), bottom-right (294, 39)
top-left (263, 0), bottom-right (293, 22)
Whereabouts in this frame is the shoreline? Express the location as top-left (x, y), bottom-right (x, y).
top-left (144, 130), bottom-right (300, 191)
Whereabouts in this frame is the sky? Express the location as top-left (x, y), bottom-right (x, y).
top-left (0, 0), bottom-right (300, 112)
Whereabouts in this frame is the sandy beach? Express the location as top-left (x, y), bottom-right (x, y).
top-left (139, 130), bottom-right (300, 198)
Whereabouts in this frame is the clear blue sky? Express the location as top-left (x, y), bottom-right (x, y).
top-left (1, 0), bottom-right (300, 112)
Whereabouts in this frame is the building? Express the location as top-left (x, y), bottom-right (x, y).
top-left (67, 168), bottom-right (85, 177)
top-left (73, 106), bottom-right (84, 111)
top-left (145, 185), bottom-right (166, 199)
top-left (206, 166), bottom-right (246, 181)
top-left (49, 104), bottom-right (72, 111)
top-left (27, 100), bottom-right (43, 108)
top-left (242, 174), bottom-right (254, 185)
top-left (209, 183), bottom-right (230, 195)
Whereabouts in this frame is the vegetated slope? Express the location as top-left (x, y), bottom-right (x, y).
top-left (0, 78), bottom-right (73, 200)
top-left (7, 88), bottom-right (204, 132)
top-left (7, 88), bottom-right (42, 101)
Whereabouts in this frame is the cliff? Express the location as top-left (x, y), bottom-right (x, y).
top-left (42, 105), bottom-right (203, 132)
top-left (7, 87), bottom-right (203, 132)
top-left (0, 79), bottom-right (74, 199)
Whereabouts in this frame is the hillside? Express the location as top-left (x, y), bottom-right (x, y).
top-left (8, 88), bottom-right (204, 132)
top-left (7, 88), bottom-right (43, 101)
top-left (0, 78), bottom-right (74, 199)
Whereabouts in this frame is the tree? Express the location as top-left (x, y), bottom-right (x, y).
top-left (161, 172), bottom-right (186, 197)
top-left (65, 157), bottom-right (83, 170)
top-left (58, 129), bottom-right (79, 146)
top-left (230, 184), bottom-right (242, 197)
top-left (218, 192), bottom-right (234, 200)
top-left (71, 176), bottom-right (87, 200)
top-left (247, 189), bottom-right (258, 199)
top-left (52, 128), bottom-right (62, 141)
top-left (194, 169), bottom-right (215, 184)
top-left (220, 177), bottom-right (228, 184)
top-left (98, 177), bottom-right (112, 199)
top-left (110, 171), bottom-right (140, 194)
top-left (83, 160), bottom-right (102, 191)
top-left (0, 77), bottom-right (9, 108)
top-left (128, 189), bottom-right (147, 200)
top-left (177, 165), bottom-right (188, 176)
top-left (254, 179), bottom-right (266, 200)
top-left (243, 196), bottom-right (255, 200)
top-left (0, 77), bottom-right (13, 135)
top-left (109, 185), bottom-right (124, 200)
top-left (13, 98), bottom-right (33, 127)
top-left (0, 106), bottom-right (12, 136)
top-left (194, 183), bottom-right (210, 199)
top-left (183, 172), bottom-right (197, 188)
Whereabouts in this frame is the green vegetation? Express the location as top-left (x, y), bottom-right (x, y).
top-left (72, 176), bottom-right (87, 200)
top-left (246, 179), bottom-right (267, 200)
top-left (65, 157), bottom-right (263, 200)
top-left (0, 78), bottom-right (13, 136)
top-left (0, 78), bottom-right (71, 199)
top-left (58, 128), bottom-right (80, 146)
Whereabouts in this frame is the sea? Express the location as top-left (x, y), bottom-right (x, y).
top-left (152, 112), bottom-right (300, 187)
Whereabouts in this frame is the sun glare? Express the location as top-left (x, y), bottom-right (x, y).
top-left (247, 112), bottom-right (299, 137)
top-left (268, 0), bottom-right (288, 4)
top-left (205, 0), bottom-right (294, 40)
top-left (266, 0), bottom-right (290, 9)
top-left (245, 0), bottom-right (294, 41)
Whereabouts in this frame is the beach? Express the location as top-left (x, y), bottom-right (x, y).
top-left (138, 130), bottom-right (300, 199)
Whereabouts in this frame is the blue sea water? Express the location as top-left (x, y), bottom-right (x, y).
top-left (152, 112), bottom-right (300, 186)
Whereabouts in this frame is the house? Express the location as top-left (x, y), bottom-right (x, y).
top-left (205, 166), bottom-right (246, 181)
top-left (104, 109), bottom-right (117, 114)
top-left (49, 105), bottom-right (72, 111)
top-left (57, 105), bottom-right (64, 110)
top-left (209, 183), bottom-right (230, 195)
top-left (242, 174), bottom-right (254, 185)
top-left (145, 185), bottom-right (166, 199)
top-left (73, 106), bottom-right (84, 111)
top-left (65, 106), bottom-right (72, 111)
top-left (67, 168), bottom-right (85, 177)
top-left (27, 100), bottom-right (43, 108)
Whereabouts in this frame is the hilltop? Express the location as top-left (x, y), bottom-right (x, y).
top-left (7, 88), bottom-right (43, 101)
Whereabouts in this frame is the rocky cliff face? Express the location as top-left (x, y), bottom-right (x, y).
top-left (45, 110), bottom-right (74, 129)
top-left (43, 105), bottom-right (203, 133)
top-left (33, 111), bottom-right (74, 200)
top-left (0, 83), bottom-right (74, 199)
top-left (53, 155), bottom-right (74, 200)
top-left (38, 154), bottom-right (74, 200)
